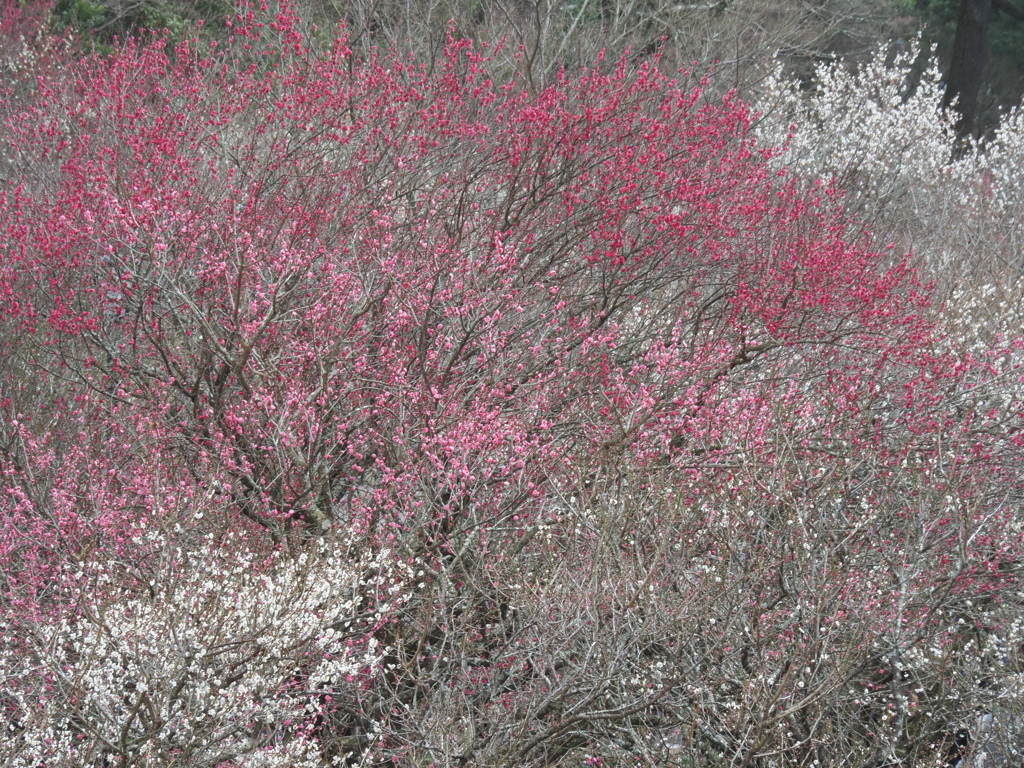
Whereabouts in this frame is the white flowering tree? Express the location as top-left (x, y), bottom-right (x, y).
top-left (754, 42), bottom-right (1024, 287)
top-left (2, 533), bottom-right (405, 767)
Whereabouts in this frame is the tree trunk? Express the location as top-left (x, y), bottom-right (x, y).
top-left (943, 0), bottom-right (993, 138)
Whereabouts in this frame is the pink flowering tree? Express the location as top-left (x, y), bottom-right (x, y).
top-left (1, 6), bottom-right (1022, 766)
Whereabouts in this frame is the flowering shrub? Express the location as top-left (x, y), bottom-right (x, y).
top-left (754, 43), bottom-right (1024, 285)
top-left (757, 44), bottom-right (959, 210)
top-left (2, 534), bottom-right (399, 767)
top-left (1, 6), bottom-right (1022, 766)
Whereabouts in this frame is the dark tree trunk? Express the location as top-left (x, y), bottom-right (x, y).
top-left (943, 0), bottom-right (992, 138)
